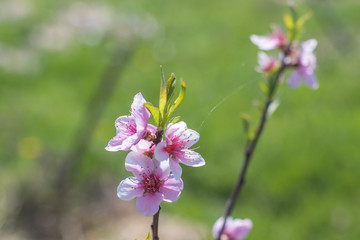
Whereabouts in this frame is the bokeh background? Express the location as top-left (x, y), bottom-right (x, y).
top-left (1, 0), bottom-right (359, 239)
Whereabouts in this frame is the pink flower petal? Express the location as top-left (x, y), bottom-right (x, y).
top-left (136, 192), bottom-right (163, 216)
top-left (114, 116), bottom-right (133, 134)
top-left (105, 116), bottom-right (137, 151)
top-left (154, 141), bottom-right (170, 161)
top-left (131, 92), bottom-right (150, 132)
top-left (161, 175), bottom-right (183, 202)
top-left (303, 73), bottom-right (319, 90)
top-left (258, 52), bottom-right (271, 69)
top-left (212, 217), bottom-right (252, 240)
top-left (180, 129), bottom-right (200, 148)
top-left (231, 219), bottom-right (253, 239)
top-left (118, 132), bottom-right (144, 151)
top-left (154, 160), bottom-right (171, 179)
top-left (165, 121), bottom-right (187, 139)
top-left (105, 134), bottom-right (128, 152)
top-left (125, 151), bottom-right (154, 179)
top-left (131, 139), bottom-right (155, 153)
top-left (117, 177), bottom-right (143, 200)
top-left (212, 217), bottom-right (226, 238)
top-left (287, 70), bottom-right (302, 88)
top-left (165, 121), bottom-right (199, 148)
top-left (301, 39), bottom-right (317, 53)
top-left (250, 35), bottom-right (279, 50)
top-left (178, 149), bottom-right (205, 167)
top-left (169, 158), bottom-right (182, 180)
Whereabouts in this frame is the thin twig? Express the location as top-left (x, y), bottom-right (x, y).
top-left (151, 207), bottom-right (161, 240)
top-left (217, 63), bottom-right (287, 239)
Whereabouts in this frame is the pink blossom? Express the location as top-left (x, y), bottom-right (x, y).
top-left (256, 51), bottom-right (280, 73)
top-left (154, 121), bottom-right (205, 179)
top-left (212, 217), bottom-right (253, 240)
top-left (288, 39), bottom-right (318, 89)
top-left (250, 25), bottom-right (286, 50)
top-left (105, 93), bottom-right (156, 152)
top-left (117, 151), bottom-right (183, 216)
top-left (131, 139), bottom-right (156, 159)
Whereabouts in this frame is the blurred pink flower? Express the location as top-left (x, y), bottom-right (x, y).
top-left (250, 25), bottom-right (286, 50)
top-left (117, 151), bottom-right (183, 216)
top-left (256, 51), bottom-right (280, 73)
top-left (154, 121), bottom-right (205, 179)
top-left (212, 217), bottom-right (253, 240)
top-left (288, 39), bottom-right (318, 89)
top-left (105, 92), bottom-right (155, 152)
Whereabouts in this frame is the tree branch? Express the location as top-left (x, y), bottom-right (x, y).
top-left (151, 207), bottom-right (161, 240)
top-left (217, 63), bottom-right (287, 239)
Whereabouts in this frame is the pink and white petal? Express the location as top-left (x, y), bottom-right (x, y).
top-left (257, 51), bottom-right (270, 69)
top-left (131, 93), bottom-right (150, 131)
top-left (125, 151), bottom-right (154, 178)
top-left (287, 70), bottom-right (302, 88)
top-left (181, 129), bottom-right (200, 148)
top-left (154, 160), bottom-right (171, 179)
top-left (272, 25), bottom-right (284, 37)
top-left (117, 177), bottom-right (143, 200)
top-left (225, 218), bottom-right (239, 237)
top-left (161, 175), bottom-right (183, 202)
top-left (131, 139), bottom-right (155, 153)
top-left (136, 192), bottom-right (163, 216)
top-left (165, 121), bottom-right (187, 139)
top-left (119, 132), bottom-right (143, 151)
top-left (179, 150), bottom-right (205, 167)
top-left (114, 116), bottom-right (132, 134)
top-left (301, 39), bottom-right (317, 53)
top-left (154, 141), bottom-right (170, 162)
top-left (169, 158), bottom-right (183, 180)
top-left (250, 35), bottom-right (278, 50)
top-left (301, 51), bottom-right (316, 69)
top-left (105, 134), bottom-right (128, 152)
top-left (303, 73), bottom-right (319, 90)
top-left (212, 217), bottom-right (227, 238)
top-left (231, 219), bottom-right (253, 239)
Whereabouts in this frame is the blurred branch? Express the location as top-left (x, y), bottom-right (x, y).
top-left (56, 43), bottom-right (136, 193)
top-left (11, 42), bottom-right (136, 240)
top-left (217, 63), bottom-right (287, 239)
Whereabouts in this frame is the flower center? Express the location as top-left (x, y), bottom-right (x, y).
top-left (165, 143), bottom-right (183, 156)
top-left (126, 119), bottom-right (137, 134)
top-left (142, 174), bottom-right (162, 194)
top-left (143, 129), bottom-right (156, 141)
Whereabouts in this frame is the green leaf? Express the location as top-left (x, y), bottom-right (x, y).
top-left (167, 78), bottom-right (187, 117)
top-left (296, 11), bottom-right (313, 30)
top-left (144, 102), bottom-right (161, 126)
top-left (159, 66), bottom-right (167, 119)
top-left (144, 233), bottom-right (150, 240)
top-left (284, 12), bottom-right (297, 42)
top-left (135, 233), bottom-right (150, 240)
top-left (240, 113), bottom-right (253, 142)
top-left (283, 13), bottom-right (294, 30)
top-left (169, 116), bottom-right (181, 124)
top-left (167, 73), bottom-right (176, 99)
top-left (259, 82), bottom-right (268, 94)
top-left (288, 2), bottom-right (298, 23)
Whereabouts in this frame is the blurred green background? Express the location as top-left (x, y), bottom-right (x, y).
top-left (1, 0), bottom-right (359, 239)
